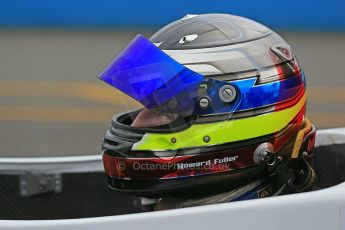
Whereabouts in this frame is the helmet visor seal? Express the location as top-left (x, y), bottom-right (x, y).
top-left (98, 34), bottom-right (204, 113)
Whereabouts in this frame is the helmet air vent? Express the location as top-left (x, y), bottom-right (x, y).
top-left (179, 34), bottom-right (198, 45)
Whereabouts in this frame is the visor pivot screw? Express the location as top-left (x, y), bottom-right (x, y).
top-left (223, 89), bottom-right (233, 98)
top-left (199, 97), bottom-right (210, 109)
top-left (219, 85), bottom-right (237, 103)
top-left (203, 136), bottom-right (210, 143)
top-left (171, 138), bottom-right (177, 144)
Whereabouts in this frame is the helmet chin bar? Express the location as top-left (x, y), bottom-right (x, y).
top-left (140, 119), bottom-right (317, 210)
top-left (102, 111), bottom-right (316, 198)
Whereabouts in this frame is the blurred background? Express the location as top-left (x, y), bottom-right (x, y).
top-left (0, 0), bottom-right (344, 157)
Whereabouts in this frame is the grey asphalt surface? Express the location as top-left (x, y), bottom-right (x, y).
top-left (0, 30), bottom-right (344, 157)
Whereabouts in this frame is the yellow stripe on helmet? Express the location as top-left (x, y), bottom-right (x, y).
top-left (132, 92), bottom-right (307, 151)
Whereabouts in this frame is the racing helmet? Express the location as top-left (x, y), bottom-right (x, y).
top-left (100, 14), bottom-right (316, 198)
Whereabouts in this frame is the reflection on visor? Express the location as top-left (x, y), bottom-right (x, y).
top-left (98, 34), bottom-right (204, 110)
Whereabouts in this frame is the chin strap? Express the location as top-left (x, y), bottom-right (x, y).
top-left (265, 118), bottom-right (317, 195)
top-left (268, 155), bottom-right (316, 196)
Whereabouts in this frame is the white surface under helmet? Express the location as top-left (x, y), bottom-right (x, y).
top-left (0, 127), bottom-right (345, 230)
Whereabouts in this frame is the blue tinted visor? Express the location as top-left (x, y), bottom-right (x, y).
top-left (98, 35), bottom-right (204, 110)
